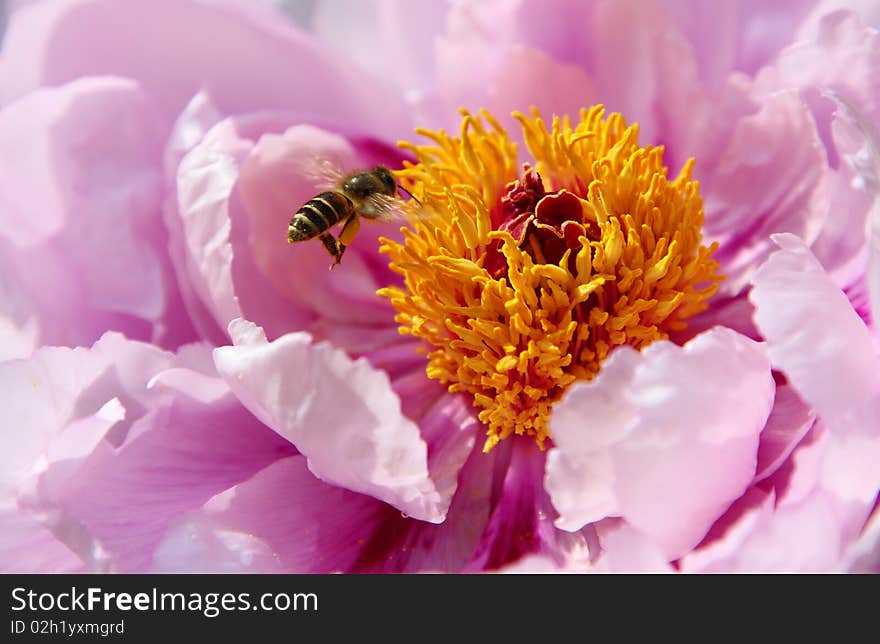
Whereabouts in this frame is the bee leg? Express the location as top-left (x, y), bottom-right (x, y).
top-left (331, 214), bottom-right (361, 269)
top-left (318, 233), bottom-right (343, 268)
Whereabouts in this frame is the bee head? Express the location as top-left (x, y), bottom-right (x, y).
top-left (374, 166), bottom-right (397, 196)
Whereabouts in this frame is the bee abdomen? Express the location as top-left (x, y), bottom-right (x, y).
top-left (288, 191), bottom-right (353, 241)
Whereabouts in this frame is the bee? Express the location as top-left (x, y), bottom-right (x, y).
top-left (288, 161), bottom-right (416, 269)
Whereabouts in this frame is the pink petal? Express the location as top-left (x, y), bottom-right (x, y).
top-left (546, 327), bottom-right (775, 560)
top-left (704, 90), bottom-right (829, 294)
top-left (467, 439), bottom-right (595, 571)
top-left (46, 364), bottom-right (293, 572)
top-left (352, 446), bottom-right (495, 573)
top-left (0, 76), bottom-right (193, 351)
top-left (671, 293), bottom-right (761, 347)
top-left (0, 0), bottom-right (412, 141)
top-left (213, 319), bottom-right (447, 523)
top-left (749, 12), bottom-right (880, 309)
top-left (391, 381), bottom-right (478, 506)
top-left (156, 439), bottom-right (496, 573)
top-left (494, 555), bottom-right (567, 573)
top-left (153, 456), bottom-right (380, 573)
top-left (590, 0), bottom-right (695, 147)
top-left (660, 0), bottom-right (818, 85)
top-left (0, 330), bottom-right (291, 572)
top-left (172, 114), bottom-right (407, 344)
top-left (482, 46), bottom-right (599, 136)
top-left (237, 124), bottom-right (401, 335)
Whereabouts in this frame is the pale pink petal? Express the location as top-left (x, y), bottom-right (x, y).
top-left (163, 90), bottom-right (224, 177)
top-left (0, 76), bottom-right (194, 351)
top-left (757, 11), bottom-right (880, 129)
top-left (767, 423), bottom-right (828, 509)
top-left (591, 520), bottom-right (674, 573)
top-left (817, 428), bottom-right (880, 536)
top-left (754, 385), bottom-right (817, 482)
top-left (844, 503), bottom-right (880, 572)
top-left (544, 348), bottom-right (641, 527)
top-left (495, 555), bottom-right (567, 573)
top-left (0, 334), bottom-right (172, 498)
top-left (803, 1), bottom-right (880, 32)
top-left (679, 487), bottom-right (777, 572)
top-left (809, 97), bottom-right (878, 290)
top-left (0, 0), bottom-right (412, 141)
top-left (687, 449), bottom-right (829, 573)
top-left (434, 0), bottom-right (763, 184)
top-left (433, 0), bottom-right (599, 128)
top-left (213, 319), bottom-right (447, 523)
top-left (0, 507), bottom-right (84, 573)
top-left (688, 238), bottom-right (880, 571)
top-left (750, 233), bottom-right (880, 426)
top-left (694, 493), bottom-right (845, 571)
top-left (37, 398), bottom-right (126, 496)
top-left (546, 327), bottom-right (775, 560)
top-left (162, 92), bottom-right (236, 346)
top-left (174, 118), bottom-right (250, 335)
top-left (310, 0), bottom-right (449, 96)
top-left (153, 516), bottom-right (282, 573)
top-left (0, 333), bottom-right (172, 569)
top-left (687, 418), bottom-right (880, 572)
top-left (432, 1), bottom-right (515, 130)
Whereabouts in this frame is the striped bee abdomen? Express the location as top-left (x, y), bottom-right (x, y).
top-left (288, 191), bottom-right (353, 241)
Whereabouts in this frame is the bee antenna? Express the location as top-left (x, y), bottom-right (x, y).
top-left (397, 184), bottom-right (422, 206)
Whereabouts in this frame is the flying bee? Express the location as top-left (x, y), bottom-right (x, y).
top-left (288, 160), bottom-right (417, 269)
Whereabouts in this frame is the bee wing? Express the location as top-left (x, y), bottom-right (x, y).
top-left (361, 192), bottom-right (440, 225)
top-left (359, 192), bottom-right (401, 222)
top-left (298, 153), bottom-right (347, 190)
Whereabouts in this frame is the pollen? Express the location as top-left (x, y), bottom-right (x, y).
top-left (378, 107), bottom-right (723, 452)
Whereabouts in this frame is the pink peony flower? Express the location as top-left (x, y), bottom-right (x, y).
top-left (1, 0), bottom-right (878, 573)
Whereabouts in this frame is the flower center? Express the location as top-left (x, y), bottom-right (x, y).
top-left (378, 107), bottom-right (722, 452)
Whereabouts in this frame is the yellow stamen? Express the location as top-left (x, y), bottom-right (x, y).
top-left (378, 106), bottom-right (723, 452)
